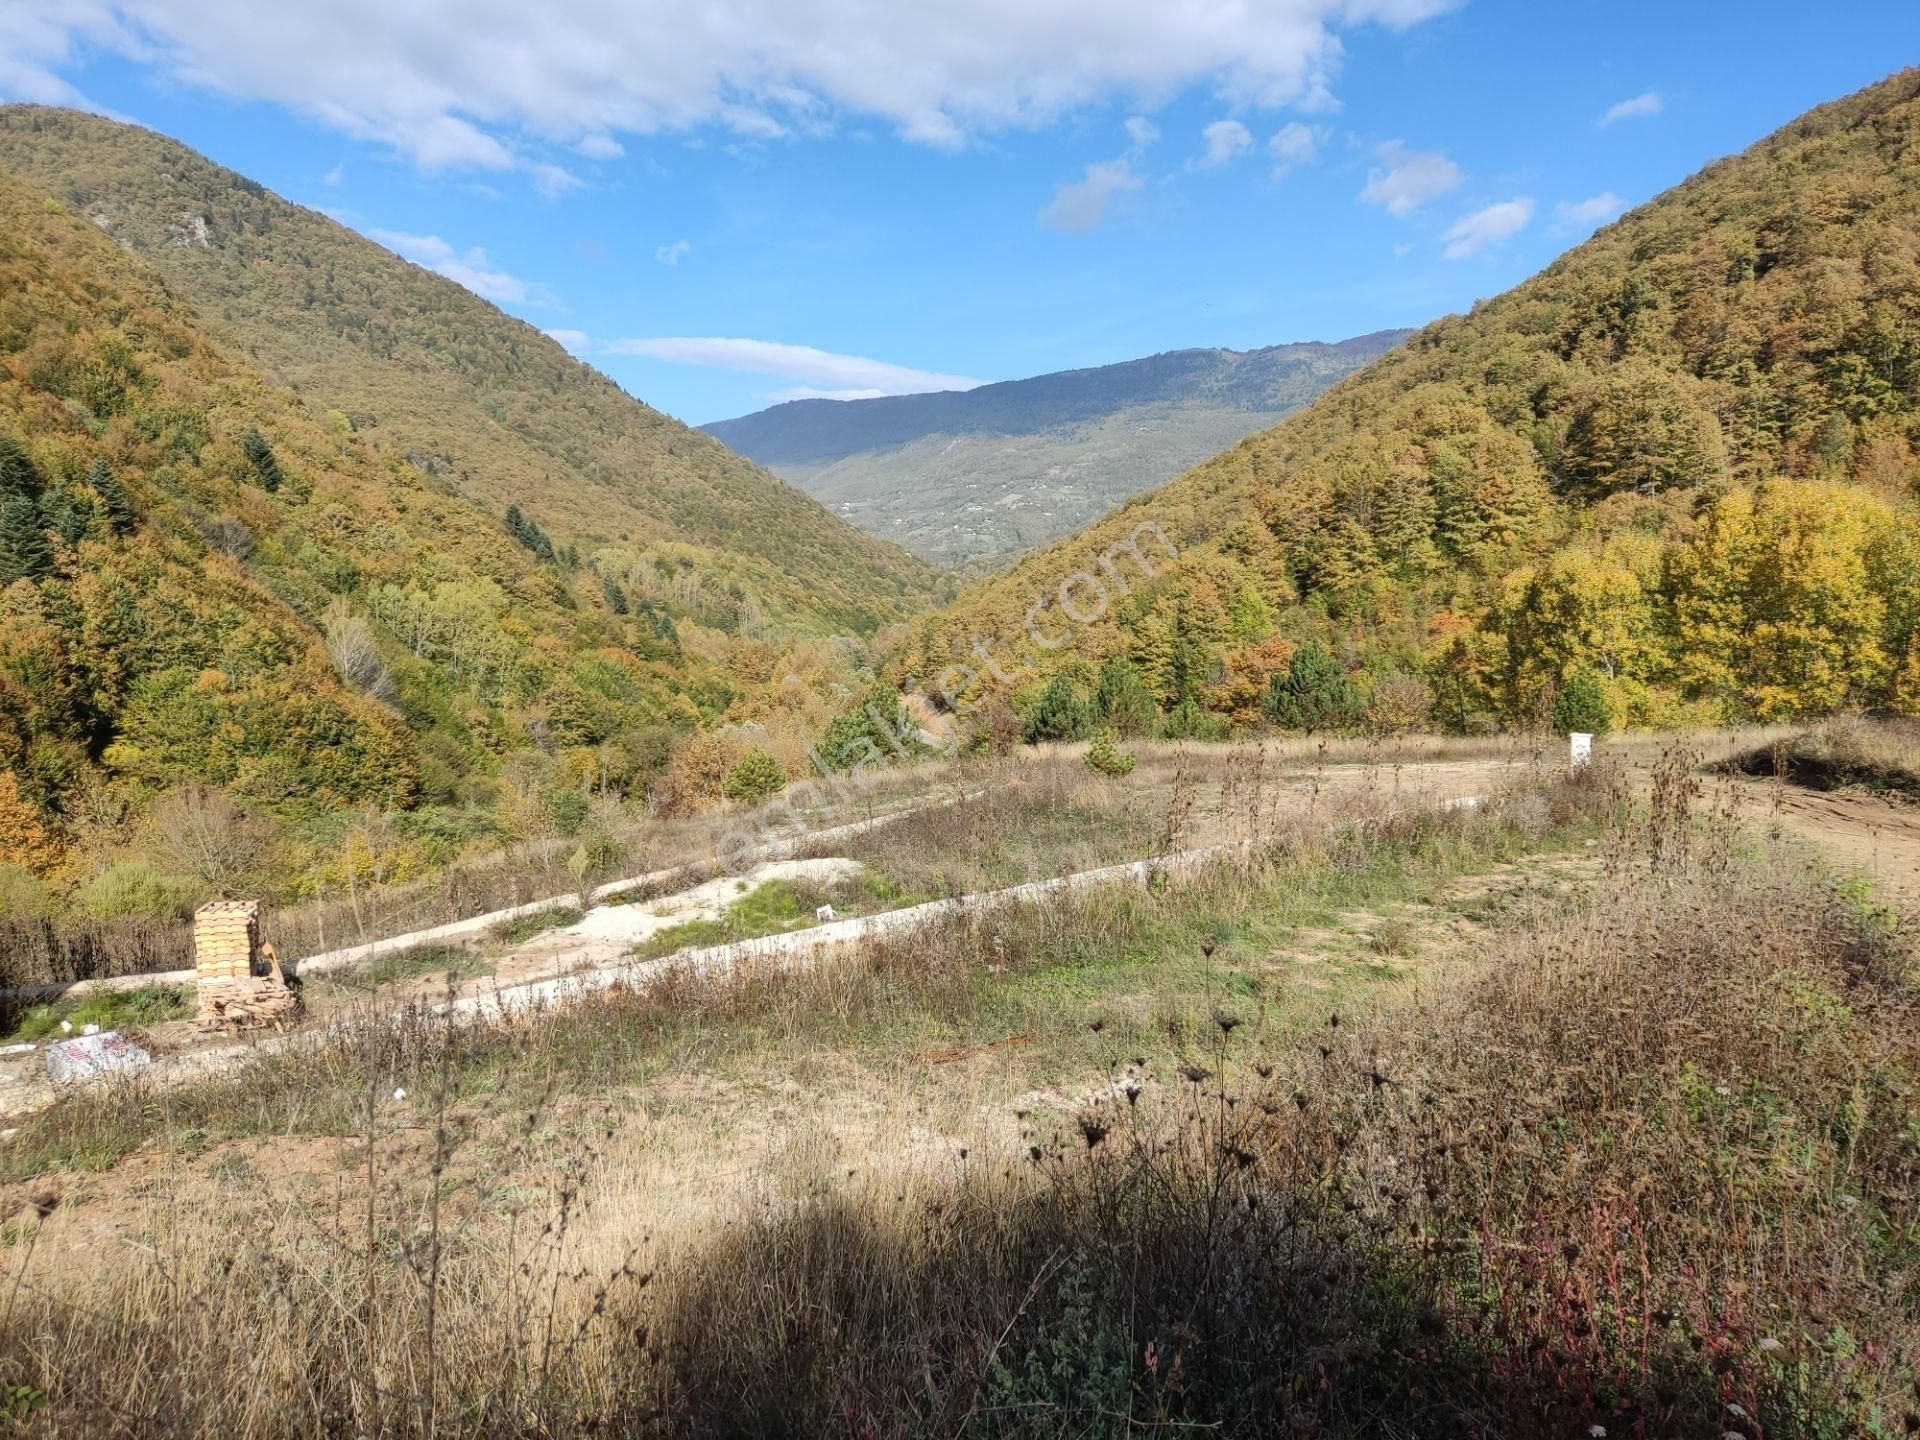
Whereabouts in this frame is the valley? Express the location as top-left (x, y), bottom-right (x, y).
top-left (704, 334), bottom-right (1410, 565)
top-left (0, 28), bottom-right (1915, 1440)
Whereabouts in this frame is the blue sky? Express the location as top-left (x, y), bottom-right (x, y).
top-left (5, 2), bottom-right (1918, 425)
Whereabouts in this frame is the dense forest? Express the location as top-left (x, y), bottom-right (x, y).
top-left (0, 106), bottom-right (941, 638)
top-left (902, 70), bottom-right (1920, 737)
top-left (0, 161), bottom-right (892, 915)
top-left (5, 70), bottom-right (1920, 924)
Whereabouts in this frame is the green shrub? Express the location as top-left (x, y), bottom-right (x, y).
top-left (1553, 669), bottom-right (1613, 737)
top-left (1022, 674), bottom-right (1093, 744)
top-left (722, 747), bottom-right (786, 804)
top-left (1263, 641), bottom-right (1363, 733)
top-left (0, 863), bottom-right (55, 919)
top-left (546, 788), bottom-right (590, 836)
top-left (1084, 730), bottom-right (1136, 777)
top-left (1163, 696), bottom-right (1226, 741)
top-left (816, 684), bottom-right (918, 773)
top-left (74, 861), bottom-right (201, 921)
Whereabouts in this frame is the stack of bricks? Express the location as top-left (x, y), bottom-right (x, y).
top-left (194, 900), bottom-right (260, 986)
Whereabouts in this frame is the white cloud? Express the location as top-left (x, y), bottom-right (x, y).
top-left (1554, 191), bottom-right (1627, 229)
top-left (0, 2), bottom-right (126, 113)
top-left (530, 162), bottom-right (583, 199)
top-left (2, 1), bottom-right (1458, 169)
top-left (322, 161), bottom-right (344, 186)
top-left (603, 337), bottom-right (983, 396)
top-left (1441, 196), bottom-right (1533, 258)
top-left (1192, 118), bottom-right (1252, 169)
top-left (1039, 158), bottom-right (1143, 233)
top-left (575, 133), bottom-right (624, 159)
top-left (1359, 140), bottom-right (1460, 216)
top-left (1600, 91), bottom-right (1662, 126)
top-left (655, 239), bottom-right (691, 266)
top-left (367, 228), bottom-right (556, 305)
top-left (544, 328), bottom-right (590, 353)
top-left (1124, 115), bottom-right (1160, 147)
top-left (1267, 120), bottom-right (1324, 176)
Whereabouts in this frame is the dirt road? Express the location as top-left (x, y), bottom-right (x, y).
top-left (1725, 777), bottom-right (1920, 905)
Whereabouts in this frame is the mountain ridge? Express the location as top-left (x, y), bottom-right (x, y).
top-left (702, 332), bottom-right (1413, 460)
top-left (0, 105), bottom-right (940, 636)
top-left (703, 331), bottom-right (1410, 565)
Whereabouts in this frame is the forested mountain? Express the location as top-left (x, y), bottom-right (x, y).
top-left (902, 70), bottom-right (1920, 736)
top-left (0, 107), bottom-right (939, 637)
top-left (703, 333), bottom-right (1409, 565)
top-left (0, 154), bottom-right (901, 900)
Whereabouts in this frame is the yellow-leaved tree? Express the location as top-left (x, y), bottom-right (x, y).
top-left (1666, 481), bottom-right (1896, 718)
top-left (0, 769), bottom-right (65, 878)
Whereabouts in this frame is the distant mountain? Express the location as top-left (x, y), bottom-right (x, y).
top-left (702, 334), bottom-right (1411, 565)
top-left (0, 106), bottom-right (938, 636)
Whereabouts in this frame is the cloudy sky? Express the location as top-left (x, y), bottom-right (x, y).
top-left (5, 1), bottom-right (1915, 423)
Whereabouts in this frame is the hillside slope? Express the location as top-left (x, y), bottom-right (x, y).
top-left (0, 106), bottom-right (939, 636)
top-left (904, 71), bottom-right (1920, 733)
top-left (0, 157), bottom-right (848, 896)
top-left (703, 334), bottom-right (1409, 564)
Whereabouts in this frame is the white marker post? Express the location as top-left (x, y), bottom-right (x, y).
top-left (1569, 732), bottom-right (1594, 768)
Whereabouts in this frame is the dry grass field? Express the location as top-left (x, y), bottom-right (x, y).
top-left (0, 731), bottom-right (1914, 1438)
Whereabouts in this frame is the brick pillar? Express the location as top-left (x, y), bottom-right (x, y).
top-left (193, 900), bottom-right (260, 985)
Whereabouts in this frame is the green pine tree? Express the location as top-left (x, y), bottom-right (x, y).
top-left (0, 495), bottom-right (55, 584)
top-left (39, 489), bottom-right (91, 545)
top-left (0, 435), bottom-right (42, 500)
top-left (817, 683), bottom-right (918, 772)
top-left (1022, 673), bottom-right (1093, 744)
top-left (1263, 641), bottom-right (1363, 734)
top-left (1094, 657), bottom-right (1160, 737)
top-left (240, 427), bottom-right (284, 492)
top-left (600, 573), bottom-right (630, 615)
top-left (88, 458), bottom-right (136, 536)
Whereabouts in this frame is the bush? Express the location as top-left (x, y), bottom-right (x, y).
top-left (1364, 672), bottom-right (1433, 737)
top-left (567, 827), bottom-right (620, 908)
top-left (1022, 674), bottom-right (1093, 744)
top-left (75, 861), bottom-right (201, 921)
top-left (0, 863), bottom-right (55, 919)
top-left (546, 788), bottom-right (590, 836)
top-left (1553, 669), bottom-right (1613, 737)
top-left (817, 684), bottom-right (917, 773)
top-left (1263, 641), bottom-right (1363, 733)
top-left (1083, 731), bottom-right (1136, 777)
top-left (1162, 696), bottom-right (1225, 741)
top-left (968, 699), bottom-right (1022, 758)
top-left (722, 748), bottom-right (786, 805)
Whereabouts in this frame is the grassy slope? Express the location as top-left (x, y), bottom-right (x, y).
top-left (0, 106), bottom-right (940, 636)
top-left (907, 69), bottom-right (1920, 725)
top-left (772, 404), bottom-right (1309, 566)
top-left (1, 760), bottom-right (1912, 1436)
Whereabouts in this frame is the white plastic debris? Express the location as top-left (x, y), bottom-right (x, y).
top-left (58, 1019), bottom-right (73, 1035)
top-left (815, 904), bottom-right (837, 922)
top-left (81, 1022), bottom-right (100, 1036)
top-left (393, 1088), bottom-right (407, 1101)
top-left (44, 1030), bottom-right (153, 1084)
